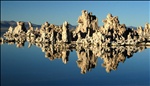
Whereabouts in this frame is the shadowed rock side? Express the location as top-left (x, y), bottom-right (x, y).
top-left (0, 10), bottom-right (150, 74)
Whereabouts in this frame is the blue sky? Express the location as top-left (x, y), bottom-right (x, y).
top-left (1, 1), bottom-right (149, 27)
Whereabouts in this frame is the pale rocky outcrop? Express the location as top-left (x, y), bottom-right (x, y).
top-left (26, 22), bottom-right (34, 37)
top-left (3, 26), bottom-right (14, 36)
top-left (101, 13), bottom-right (126, 36)
top-left (77, 10), bottom-right (98, 33)
top-left (75, 10), bottom-right (99, 41)
top-left (1, 10), bottom-right (150, 47)
top-left (62, 21), bottom-right (69, 43)
top-left (143, 23), bottom-right (150, 41)
top-left (8, 26), bottom-right (13, 34)
top-left (13, 21), bottom-right (27, 35)
top-left (137, 26), bottom-right (143, 36)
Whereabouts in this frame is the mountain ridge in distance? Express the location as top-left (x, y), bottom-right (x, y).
top-left (1, 20), bottom-right (77, 29)
top-left (1, 20), bottom-right (41, 28)
top-left (1, 20), bottom-right (137, 33)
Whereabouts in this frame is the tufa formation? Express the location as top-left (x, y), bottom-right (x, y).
top-left (1, 10), bottom-right (150, 46)
top-left (0, 10), bottom-right (150, 74)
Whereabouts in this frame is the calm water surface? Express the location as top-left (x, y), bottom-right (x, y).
top-left (1, 42), bottom-right (150, 86)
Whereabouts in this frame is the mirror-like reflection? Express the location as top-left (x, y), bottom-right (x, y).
top-left (1, 10), bottom-right (150, 75)
top-left (1, 38), bottom-right (149, 74)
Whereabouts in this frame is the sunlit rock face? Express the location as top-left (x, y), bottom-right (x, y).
top-left (75, 10), bottom-right (98, 39)
top-left (144, 23), bottom-right (149, 35)
top-left (143, 23), bottom-right (150, 41)
top-left (1, 10), bottom-right (150, 46)
top-left (100, 14), bottom-right (127, 45)
top-left (62, 21), bottom-right (70, 43)
top-left (13, 21), bottom-right (27, 35)
top-left (3, 21), bottom-right (27, 38)
top-left (3, 26), bottom-right (14, 36)
top-left (26, 22), bottom-right (34, 37)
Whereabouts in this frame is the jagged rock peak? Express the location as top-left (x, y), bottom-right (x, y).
top-left (76, 10), bottom-right (98, 33)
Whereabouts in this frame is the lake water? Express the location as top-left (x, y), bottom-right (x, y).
top-left (1, 42), bottom-right (150, 86)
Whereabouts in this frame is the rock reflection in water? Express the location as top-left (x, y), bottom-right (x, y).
top-left (1, 40), bottom-right (148, 74)
top-left (1, 10), bottom-right (150, 74)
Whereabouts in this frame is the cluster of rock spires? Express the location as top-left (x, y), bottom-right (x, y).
top-left (0, 10), bottom-right (150, 74)
top-left (1, 10), bottom-right (150, 46)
